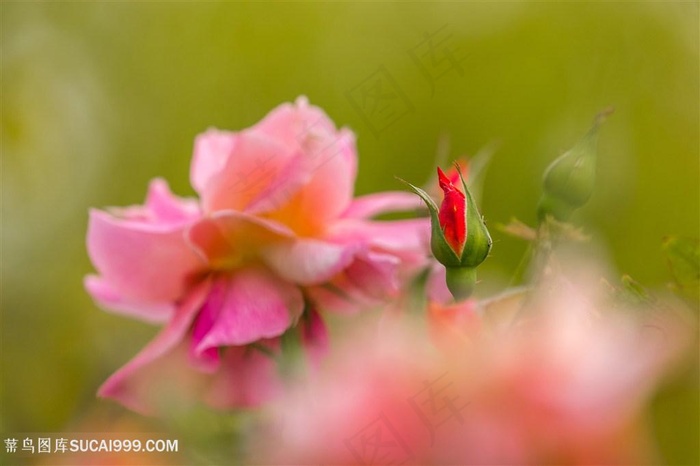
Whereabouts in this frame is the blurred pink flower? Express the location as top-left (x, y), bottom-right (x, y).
top-left (85, 97), bottom-right (428, 413)
top-left (426, 297), bottom-right (479, 350)
top-left (256, 271), bottom-right (691, 465)
top-left (420, 257), bottom-right (482, 351)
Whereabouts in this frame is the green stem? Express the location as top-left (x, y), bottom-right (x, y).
top-left (446, 267), bottom-right (477, 301)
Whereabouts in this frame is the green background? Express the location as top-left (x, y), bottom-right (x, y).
top-left (3, 2), bottom-right (698, 464)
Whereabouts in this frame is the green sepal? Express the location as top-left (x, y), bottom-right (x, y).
top-left (398, 178), bottom-right (462, 267)
top-left (456, 167), bottom-right (492, 268)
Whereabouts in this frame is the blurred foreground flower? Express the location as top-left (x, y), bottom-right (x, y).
top-left (255, 264), bottom-right (692, 465)
top-left (85, 97), bottom-right (428, 413)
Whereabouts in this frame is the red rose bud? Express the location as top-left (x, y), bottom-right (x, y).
top-left (401, 165), bottom-right (492, 300)
top-left (437, 167), bottom-right (467, 256)
top-left (538, 108), bottom-right (613, 222)
top-left (443, 159), bottom-right (470, 187)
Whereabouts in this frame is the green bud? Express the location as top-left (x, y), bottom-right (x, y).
top-left (538, 108), bottom-right (613, 222)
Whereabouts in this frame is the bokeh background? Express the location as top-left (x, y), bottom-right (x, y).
top-left (3, 2), bottom-right (698, 464)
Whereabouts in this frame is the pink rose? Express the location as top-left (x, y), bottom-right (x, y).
top-left (85, 97), bottom-right (428, 413)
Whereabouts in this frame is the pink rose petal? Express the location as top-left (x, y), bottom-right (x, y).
top-left (97, 279), bottom-right (211, 414)
top-left (345, 251), bottom-right (401, 299)
top-left (85, 275), bottom-right (173, 324)
top-left (254, 96), bottom-right (337, 149)
top-left (261, 238), bottom-right (360, 286)
top-left (86, 208), bottom-right (204, 310)
top-left (190, 129), bottom-right (237, 195)
top-left (199, 130), bottom-right (297, 213)
top-left (206, 340), bottom-right (283, 409)
top-left (144, 178), bottom-right (201, 225)
top-left (329, 218), bottom-right (430, 266)
top-left (267, 129), bottom-right (356, 233)
top-left (194, 267), bottom-right (304, 351)
top-left (186, 211), bottom-right (294, 268)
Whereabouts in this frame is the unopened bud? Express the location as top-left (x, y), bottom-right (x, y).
top-left (538, 108), bottom-right (613, 222)
top-left (401, 164), bottom-right (492, 300)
